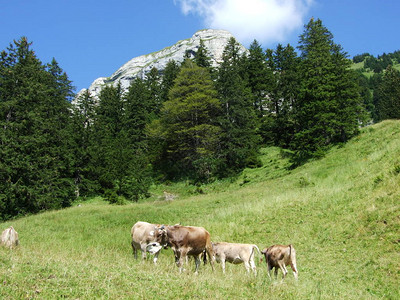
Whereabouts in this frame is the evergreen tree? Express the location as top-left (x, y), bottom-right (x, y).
top-left (124, 78), bottom-right (152, 146)
top-left (245, 40), bottom-right (273, 118)
top-left (89, 83), bottom-right (152, 201)
top-left (292, 19), bottom-right (365, 163)
top-left (145, 67), bottom-right (162, 116)
top-left (151, 59), bottom-right (222, 181)
top-left (264, 44), bottom-right (300, 147)
top-left (0, 37), bottom-right (75, 219)
top-left (90, 84), bottom-right (125, 191)
top-left (194, 39), bottom-right (212, 69)
top-left (355, 71), bottom-right (374, 121)
top-left (374, 65), bottom-right (400, 121)
top-left (70, 89), bottom-right (97, 196)
top-left (160, 60), bottom-right (180, 104)
top-left (216, 38), bottom-right (261, 174)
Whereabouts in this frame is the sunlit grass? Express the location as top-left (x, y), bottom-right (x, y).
top-left (1, 120), bottom-right (399, 299)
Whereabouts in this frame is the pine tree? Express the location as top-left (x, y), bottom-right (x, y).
top-left (374, 65), bottom-right (400, 121)
top-left (194, 39), bottom-right (212, 69)
top-left (216, 38), bottom-right (261, 174)
top-left (152, 59), bottom-right (222, 181)
top-left (160, 60), bottom-right (180, 104)
top-left (70, 89), bottom-right (97, 196)
top-left (264, 44), bottom-right (300, 147)
top-left (90, 84), bottom-right (125, 191)
top-left (146, 67), bottom-right (162, 116)
top-left (0, 37), bottom-right (75, 219)
top-left (245, 40), bottom-right (273, 118)
top-left (292, 19), bottom-right (365, 163)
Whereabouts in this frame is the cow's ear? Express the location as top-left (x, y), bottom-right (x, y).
top-left (149, 231), bottom-right (154, 236)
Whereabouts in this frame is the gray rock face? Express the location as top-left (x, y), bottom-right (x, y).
top-left (76, 29), bottom-right (247, 100)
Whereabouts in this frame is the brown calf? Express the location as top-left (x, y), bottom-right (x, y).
top-left (261, 244), bottom-right (298, 280)
top-left (154, 224), bottom-right (215, 273)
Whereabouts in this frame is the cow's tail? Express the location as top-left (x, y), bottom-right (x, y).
top-left (252, 245), bottom-right (262, 263)
top-left (260, 247), bottom-right (267, 264)
top-left (205, 238), bottom-right (215, 271)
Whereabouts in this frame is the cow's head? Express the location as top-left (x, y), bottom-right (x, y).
top-left (154, 225), bottom-right (169, 248)
top-left (146, 242), bottom-right (162, 254)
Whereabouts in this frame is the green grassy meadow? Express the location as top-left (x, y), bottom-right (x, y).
top-left (1, 120), bottom-right (400, 299)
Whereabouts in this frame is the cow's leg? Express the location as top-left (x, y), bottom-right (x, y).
top-left (249, 258), bottom-right (257, 275)
top-left (290, 258), bottom-right (298, 280)
top-left (205, 246), bottom-right (215, 271)
top-left (153, 250), bottom-right (160, 264)
top-left (267, 263), bottom-right (273, 280)
top-left (194, 255), bottom-right (201, 274)
top-left (131, 242), bottom-right (138, 259)
top-left (140, 244), bottom-right (147, 261)
top-left (278, 262), bottom-right (288, 280)
top-left (244, 261), bottom-right (251, 273)
top-left (221, 258), bottom-right (226, 274)
top-left (176, 250), bottom-right (187, 273)
top-left (274, 266), bottom-right (279, 279)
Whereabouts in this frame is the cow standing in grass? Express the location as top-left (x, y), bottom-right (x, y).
top-left (153, 224), bottom-right (215, 273)
top-left (131, 221), bottom-right (163, 264)
top-left (212, 242), bottom-right (260, 274)
top-left (1, 226), bottom-right (19, 248)
top-left (261, 244), bottom-right (298, 280)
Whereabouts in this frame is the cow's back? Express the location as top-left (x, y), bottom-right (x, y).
top-left (213, 242), bottom-right (255, 262)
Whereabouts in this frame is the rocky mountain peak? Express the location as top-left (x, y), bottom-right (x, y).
top-left (76, 29), bottom-right (246, 100)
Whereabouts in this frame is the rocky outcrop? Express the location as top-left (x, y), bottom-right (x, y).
top-left (76, 29), bottom-right (246, 100)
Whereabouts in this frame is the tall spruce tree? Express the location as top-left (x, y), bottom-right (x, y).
top-left (216, 37), bottom-right (261, 174)
top-left (292, 19), bottom-right (365, 163)
top-left (90, 84), bottom-right (124, 191)
top-left (146, 67), bottom-right (162, 116)
top-left (152, 59), bottom-right (222, 181)
top-left (90, 83), bottom-right (151, 201)
top-left (264, 44), bottom-right (300, 147)
top-left (194, 39), bottom-right (212, 69)
top-left (0, 37), bottom-right (75, 219)
top-left (374, 65), bottom-right (400, 121)
top-left (70, 90), bottom-right (97, 196)
top-left (160, 60), bottom-right (180, 104)
top-left (245, 40), bottom-right (273, 119)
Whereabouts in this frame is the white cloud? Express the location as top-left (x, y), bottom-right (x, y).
top-left (174, 0), bottom-right (314, 45)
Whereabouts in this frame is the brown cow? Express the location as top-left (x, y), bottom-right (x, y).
top-left (154, 224), bottom-right (215, 273)
top-left (131, 221), bottom-right (163, 264)
top-left (261, 244), bottom-right (298, 280)
top-left (1, 226), bottom-right (19, 249)
top-left (212, 242), bottom-right (260, 274)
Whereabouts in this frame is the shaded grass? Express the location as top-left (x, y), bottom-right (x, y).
top-left (1, 120), bottom-right (400, 299)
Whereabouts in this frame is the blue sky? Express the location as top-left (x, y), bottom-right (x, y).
top-left (1, 0), bottom-right (399, 92)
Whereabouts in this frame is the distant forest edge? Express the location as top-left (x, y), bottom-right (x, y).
top-left (352, 50), bottom-right (400, 74)
top-left (1, 18), bottom-right (400, 220)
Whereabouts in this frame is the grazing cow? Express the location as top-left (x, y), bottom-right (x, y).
top-left (261, 244), bottom-right (298, 280)
top-left (1, 226), bottom-right (19, 249)
top-left (212, 242), bottom-right (260, 274)
top-left (131, 221), bottom-right (163, 264)
top-left (154, 224), bottom-right (215, 273)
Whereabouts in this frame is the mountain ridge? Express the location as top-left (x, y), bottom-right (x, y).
top-left (77, 29), bottom-right (247, 100)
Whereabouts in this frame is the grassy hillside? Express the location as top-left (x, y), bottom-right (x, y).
top-left (351, 59), bottom-right (400, 78)
top-left (1, 120), bottom-right (399, 299)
